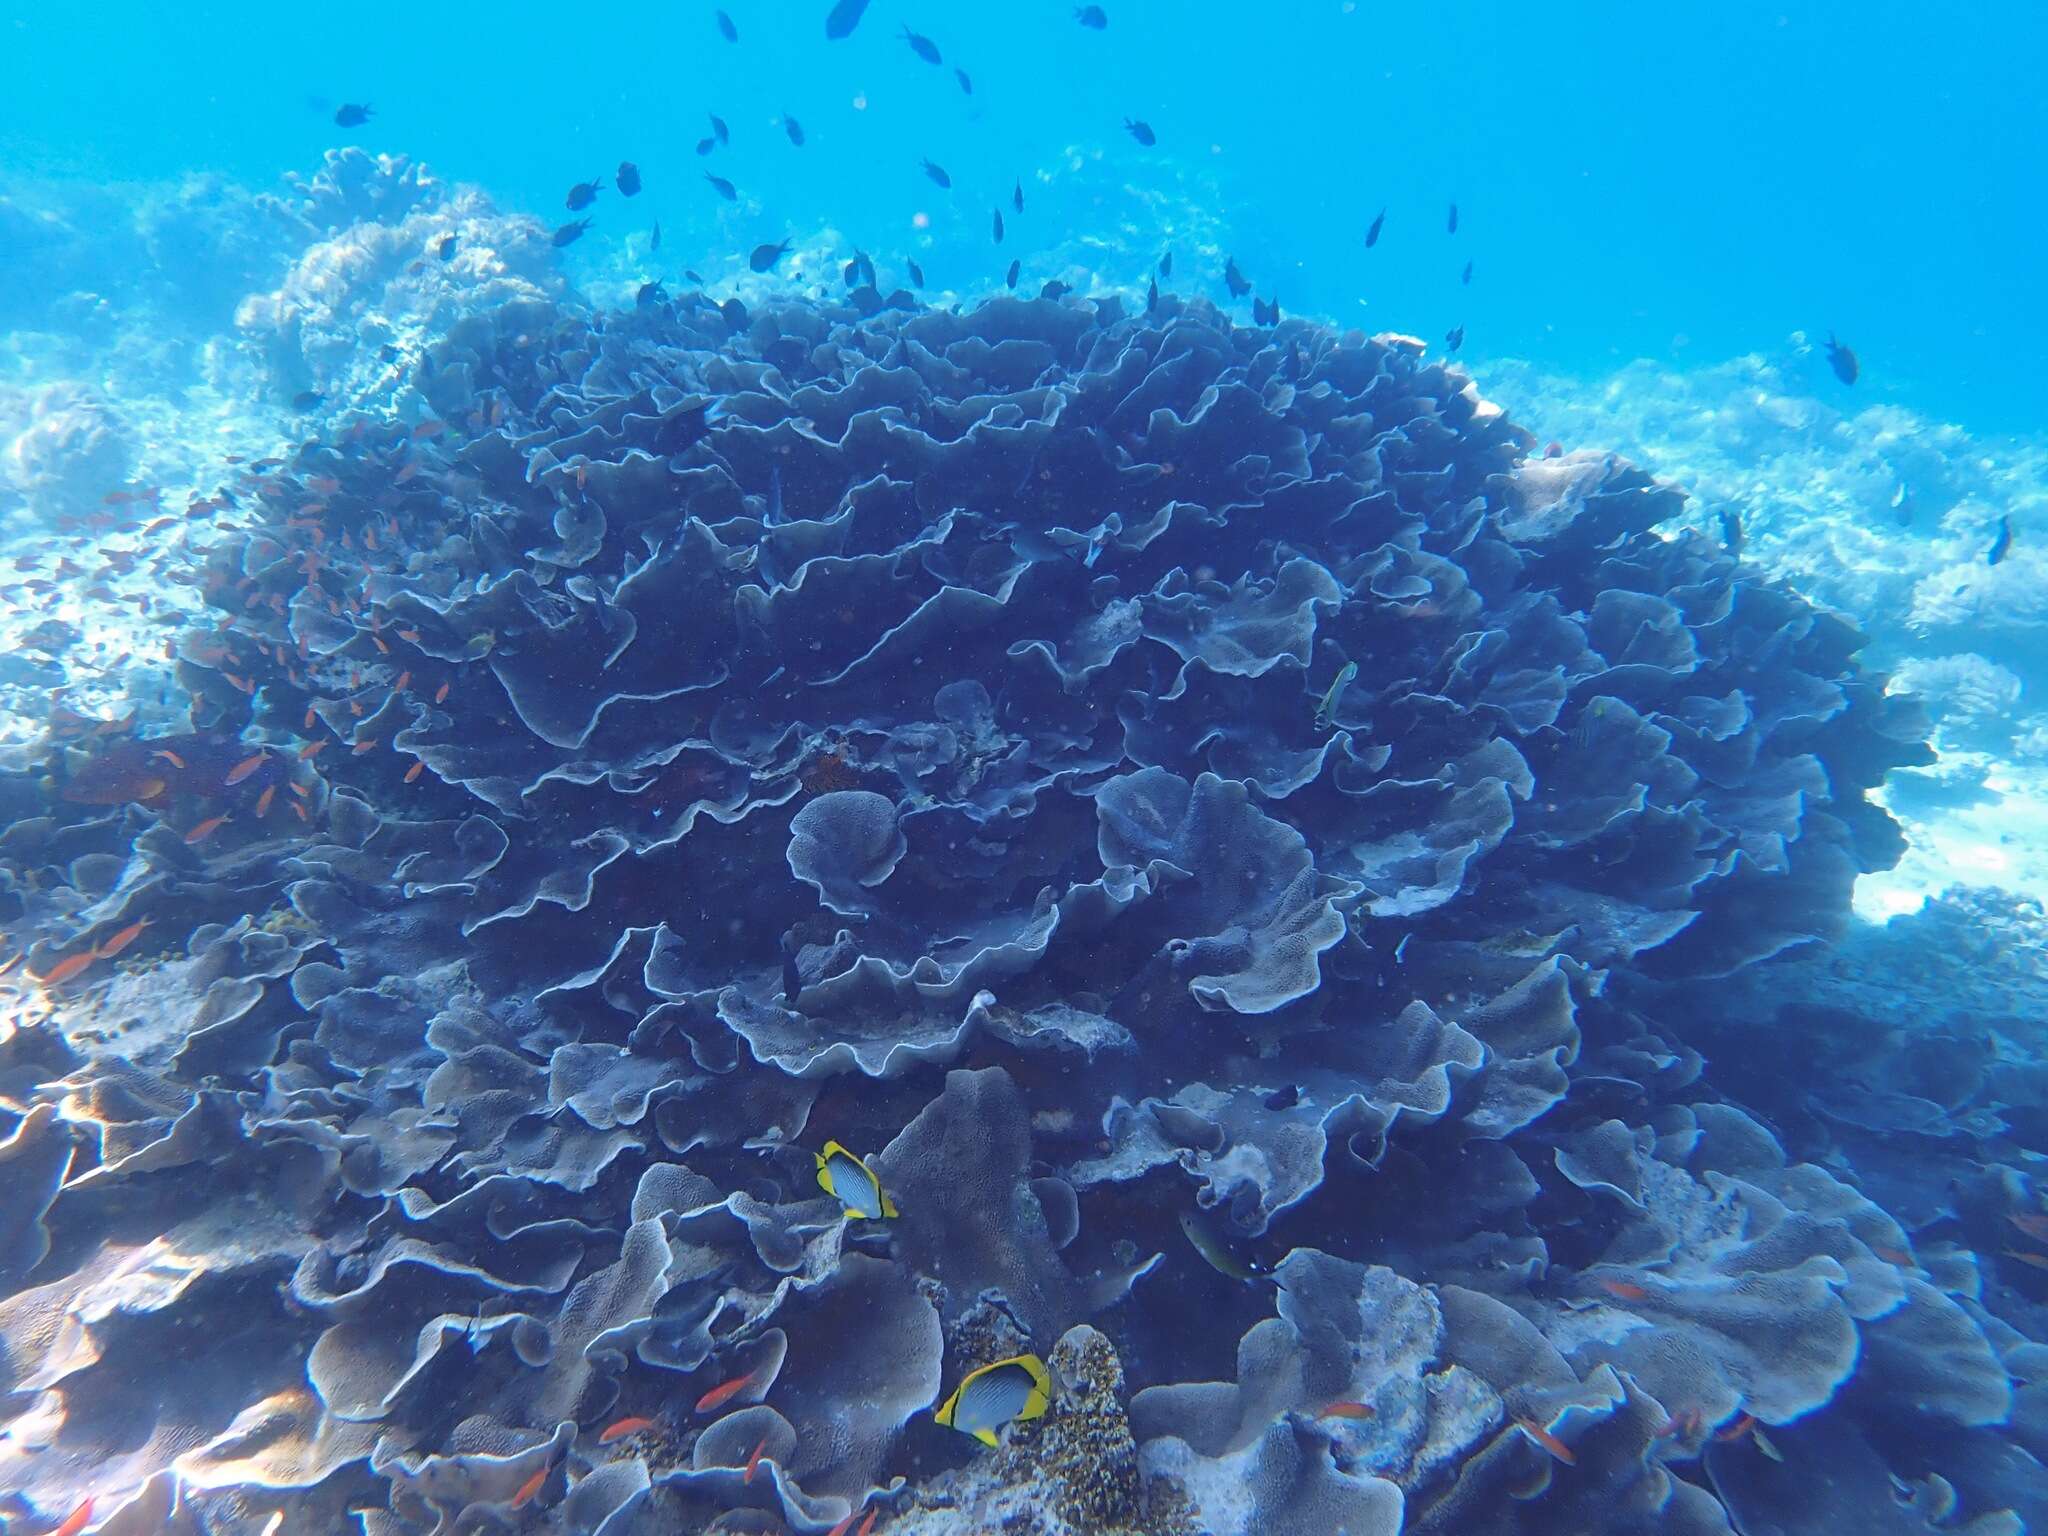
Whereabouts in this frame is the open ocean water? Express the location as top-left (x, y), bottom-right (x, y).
top-left (2, 3), bottom-right (2047, 1534)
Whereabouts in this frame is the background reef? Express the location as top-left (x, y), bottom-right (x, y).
top-left (2, 152), bottom-right (2047, 1536)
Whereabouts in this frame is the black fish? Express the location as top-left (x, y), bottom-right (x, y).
top-left (1447, 201), bottom-right (1458, 234)
top-left (1718, 507), bottom-right (1744, 553)
top-left (824, 0), bottom-right (870, 38)
top-left (716, 8), bottom-right (737, 41)
top-left (1990, 516), bottom-right (2013, 565)
top-left (1124, 117), bottom-right (1155, 146)
top-left (1461, 259), bottom-right (1473, 285)
top-left (1252, 295), bottom-right (1279, 326)
top-left (1040, 279), bottom-right (1071, 299)
top-left (955, 66), bottom-right (973, 94)
top-left (334, 103), bottom-right (373, 128)
top-left (1445, 324), bottom-right (1464, 352)
top-left (711, 113), bottom-right (730, 145)
top-left (1223, 256), bottom-right (1251, 298)
top-left (901, 23), bottom-right (941, 63)
top-left (1824, 331), bottom-right (1858, 385)
top-left (720, 296), bottom-right (750, 329)
top-left (291, 391), bottom-right (326, 411)
top-left (1005, 258), bottom-right (1020, 289)
top-left (553, 217), bottom-right (594, 247)
top-left (907, 259), bottom-right (925, 287)
top-left (566, 178), bottom-right (602, 211)
top-left (1075, 4), bottom-right (1107, 26)
top-left (1262, 1084), bottom-right (1300, 1111)
top-left (1147, 276), bottom-right (1158, 313)
top-left (637, 279), bottom-right (668, 307)
top-left (780, 927), bottom-right (804, 1004)
top-left (705, 172), bottom-right (738, 200)
top-left (1159, 250), bottom-right (1171, 277)
top-left (784, 113), bottom-right (805, 147)
top-left (750, 239), bottom-right (793, 272)
top-left (616, 161), bottom-right (641, 196)
top-left (696, 135), bottom-right (717, 155)
top-left (922, 158), bottom-right (951, 188)
top-left (1366, 207), bottom-right (1385, 247)
top-left (1012, 180), bottom-right (1024, 213)
top-left (853, 249), bottom-right (877, 287)
top-left (651, 220), bottom-right (662, 251)
top-left (992, 209), bottom-right (1004, 243)
top-left (435, 234), bottom-right (457, 261)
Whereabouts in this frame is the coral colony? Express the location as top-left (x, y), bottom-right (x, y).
top-left (2, 151), bottom-right (2043, 1536)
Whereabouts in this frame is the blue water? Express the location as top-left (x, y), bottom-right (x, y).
top-left (5, 0), bottom-right (2041, 428)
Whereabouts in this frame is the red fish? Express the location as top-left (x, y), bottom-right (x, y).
top-left (1596, 1278), bottom-right (1650, 1302)
top-left (2010, 1212), bottom-right (2048, 1243)
top-left (152, 748), bottom-right (188, 769)
top-left (94, 917), bottom-right (151, 959)
top-left (1655, 1407), bottom-right (1704, 1439)
top-left (1318, 1400), bottom-right (1375, 1420)
top-left (435, 681), bottom-right (451, 704)
top-left (394, 670), bottom-right (412, 694)
top-left (52, 1496), bottom-right (94, 1536)
top-left (696, 1372), bottom-right (756, 1413)
top-left (599, 1415), bottom-right (657, 1444)
top-left (2004, 1249), bottom-right (2048, 1272)
top-left (1516, 1418), bottom-right (1575, 1465)
top-left (1713, 1412), bottom-right (1756, 1443)
top-left (184, 814), bottom-right (229, 844)
top-left (225, 752), bottom-right (268, 785)
top-left (36, 951), bottom-right (96, 986)
top-left (256, 785), bottom-right (277, 817)
top-left (404, 760), bottom-right (425, 783)
top-left (858, 1511), bottom-right (878, 1535)
top-left (511, 1462), bottom-right (549, 1509)
top-left (827, 1513), bottom-right (860, 1536)
top-left (298, 740), bottom-right (328, 760)
top-left (743, 1434), bottom-right (769, 1484)
top-left (351, 738), bottom-right (378, 755)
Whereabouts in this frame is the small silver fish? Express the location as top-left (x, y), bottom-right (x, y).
top-left (1314, 661), bottom-right (1358, 731)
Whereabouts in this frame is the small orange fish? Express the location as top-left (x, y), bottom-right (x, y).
top-left (1597, 1278), bottom-right (1650, 1302)
top-left (858, 1510), bottom-right (878, 1536)
top-left (94, 917), bottom-right (151, 958)
top-left (348, 699), bottom-right (364, 717)
top-left (413, 418), bottom-right (446, 439)
top-left (1873, 1244), bottom-right (1917, 1267)
top-left (292, 801), bottom-right (309, 821)
top-left (184, 814), bottom-right (229, 844)
top-left (2010, 1212), bottom-right (2048, 1243)
top-left (695, 1372), bottom-right (756, 1413)
top-left (2004, 1249), bottom-right (2048, 1272)
top-left (225, 752), bottom-right (268, 786)
top-left (1318, 1401), bottom-right (1375, 1420)
top-left (404, 760), bottom-right (425, 783)
top-left (1713, 1412), bottom-right (1756, 1443)
top-left (152, 748), bottom-right (189, 769)
top-left (0, 951), bottom-right (21, 978)
top-left (395, 459), bottom-right (419, 484)
top-left (399, 628), bottom-right (422, 643)
top-left (290, 781), bottom-right (311, 798)
top-left (372, 634), bottom-right (390, 654)
top-left (435, 680), bottom-right (451, 704)
top-left (36, 951), bottom-right (96, 986)
top-left (827, 1514), bottom-right (859, 1536)
top-left (256, 784), bottom-right (277, 817)
top-left (1516, 1418), bottom-right (1575, 1465)
top-left (307, 475), bottom-right (341, 495)
top-left (1654, 1407), bottom-right (1704, 1439)
top-left (52, 1496), bottom-right (94, 1536)
top-left (304, 705), bottom-right (318, 729)
top-left (511, 1462), bottom-right (549, 1509)
top-left (743, 1434), bottom-right (769, 1485)
top-left (394, 670), bottom-right (411, 694)
top-left (298, 740), bottom-right (328, 760)
top-left (352, 738), bottom-right (378, 755)
top-left (599, 1415), bottom-right (657, 1444)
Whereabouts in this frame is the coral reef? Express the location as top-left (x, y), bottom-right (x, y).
top-left (2, 277), bottom-right (2037, 1536)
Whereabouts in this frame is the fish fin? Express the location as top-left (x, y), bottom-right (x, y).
top-left (933, 1385), bottom-right (960, 1428)
top-left (881, 1189), bottom-right (900, 1219)
top-left (1017, 1354), bottom-right (1052, 1421)
top-left (816, 1140), bottom-right (852, 1200)
top-left (973, 1427), bottom-right (1000, 1449)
